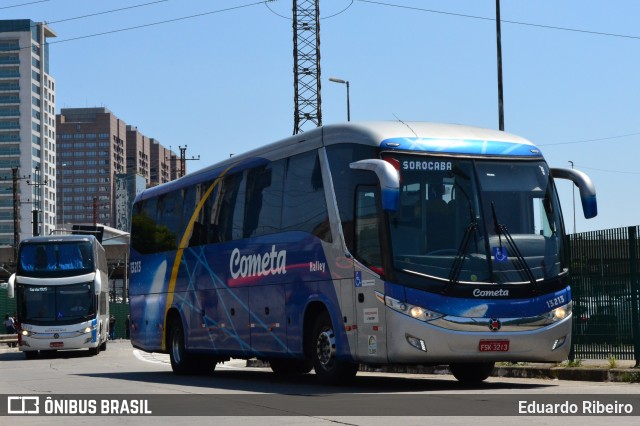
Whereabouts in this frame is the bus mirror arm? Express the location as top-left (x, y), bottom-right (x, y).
top-left (550, 167), bottom-right (598, 219)
top-left (94, 270), bottom-right (102, 295)
top-left (350, 159), bottom-right (400, 211)
top-left (7, 273), bottom-right (15, 299)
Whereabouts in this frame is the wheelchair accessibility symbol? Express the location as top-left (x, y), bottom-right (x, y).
top-left (355, 271), bottom-right (362, 287)
top-left (493, 246), bottom-right (508, 262)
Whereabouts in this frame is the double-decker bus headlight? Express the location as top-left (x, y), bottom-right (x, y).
top-left (385, 296), bottom-right (443, 322)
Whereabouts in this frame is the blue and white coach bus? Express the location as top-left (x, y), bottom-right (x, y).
top-left (129, 122), bottom-right (597, 384)
top-left (7, 235), bottom-right (109, 358)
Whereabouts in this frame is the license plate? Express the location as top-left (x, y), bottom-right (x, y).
top-left (50, 342), bottom-right (63, 348)
top-left (479, 339), bottom-right (509, 352)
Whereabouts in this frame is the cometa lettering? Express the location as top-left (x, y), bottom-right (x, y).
top-left (402, 160), bottom-right (452, 171)
top-left (230, 245), bottom-right (287, 279)
top-left (473, 288), bottom-right (509, 297)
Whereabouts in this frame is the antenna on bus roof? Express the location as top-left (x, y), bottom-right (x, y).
top-left (392, 113), bottom-right (419, 138)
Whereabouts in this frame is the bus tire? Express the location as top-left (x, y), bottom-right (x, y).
top-left (309, 312), bottom-right (358, 385)
top-left (449, 362), bottom-right (495, 383)
top-left (89, 342), bottom-right (100, 356)
top-left (269, 358), bottom-right (313, 376)
top-left (100, 338), bottom-right (107, 351)
top-left (24, 351), bottom-right (38, 360)
top-left (168, 318), bottom-right (215, 375)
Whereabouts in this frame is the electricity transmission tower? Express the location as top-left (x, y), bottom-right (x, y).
top-left (292, 0), bottom-right (322, 134)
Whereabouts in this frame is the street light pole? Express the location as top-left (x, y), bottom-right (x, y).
top-left (329, 77), bottom-right (350, 122)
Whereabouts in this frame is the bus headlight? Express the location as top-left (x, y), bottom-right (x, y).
top-left (544, 302), bottom-right (572, 322)
top-left (385, 296), bottom-right (443, 322)
top-left (21, 329), bottom-right (32, 337)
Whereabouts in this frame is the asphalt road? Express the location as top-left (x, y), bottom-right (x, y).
top-left (0, 341), bottom-right (638, 425)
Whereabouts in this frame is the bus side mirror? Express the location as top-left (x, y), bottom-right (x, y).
top-left (350, 159), bottom-right (400, 211)
top-left (94, 270), bottom-right (102, 295)
top-left (7, 273), bottom-right (15, 299)
top-left (550, 167), bottom-right (598, 219)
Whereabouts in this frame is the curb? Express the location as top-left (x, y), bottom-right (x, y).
top-left (250, 360), bottom-right (640, 383)
top-left (359, 363), bottom-right (640, 383)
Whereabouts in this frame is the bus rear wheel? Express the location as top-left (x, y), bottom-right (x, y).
top-left (168, 318), bottom-right (216, 375)
top-left (309, 312), bottom-right (358, 385)
top-left (449, 362), bottom-right (495, 383)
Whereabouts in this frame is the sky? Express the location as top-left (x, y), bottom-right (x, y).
top-left (3, 0), bottom-right (640, 233)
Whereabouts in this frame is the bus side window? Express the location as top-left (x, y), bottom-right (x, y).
top-left (354, 186), bottom-right (383, 273)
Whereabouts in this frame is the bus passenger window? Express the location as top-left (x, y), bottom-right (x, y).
top-left (354, 186), bottom-right (383, 274)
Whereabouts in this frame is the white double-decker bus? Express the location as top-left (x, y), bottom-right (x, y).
top-left (7, 235), bottom-right (109, 358)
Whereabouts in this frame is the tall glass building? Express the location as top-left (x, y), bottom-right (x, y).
top-left (0, 20), bottom-right (57, 246)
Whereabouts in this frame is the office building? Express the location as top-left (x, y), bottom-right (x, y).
top-left (57, 107), bottom-right (176, 230)
top-left (0, 19), bottom-right (57, 245)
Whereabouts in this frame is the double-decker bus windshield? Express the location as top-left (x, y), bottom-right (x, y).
top-left (386, 154), bottom-right (565, 285)
top-left (17, 241), bottom-right (94, 278)
top-left (17, 283), bottom-right (95, 325)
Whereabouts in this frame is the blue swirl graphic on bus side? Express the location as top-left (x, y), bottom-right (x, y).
top-left (129, 232), bottom-right (340, 358)
top-left (381, 137), bottom-right (543, 157)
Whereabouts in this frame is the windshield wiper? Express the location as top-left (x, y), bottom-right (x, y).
top-left (444, 203), bottom-right (478, 294)
top-left (490, 202), bottom-right (537, 291)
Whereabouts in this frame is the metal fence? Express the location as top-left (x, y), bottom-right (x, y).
top-left (569, 226), bottom-right (640, 362)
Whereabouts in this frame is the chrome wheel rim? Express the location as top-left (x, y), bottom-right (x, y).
top-left (316, 328), bottom-right (336, 369)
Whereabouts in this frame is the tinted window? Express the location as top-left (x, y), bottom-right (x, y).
top-left (326, 144), bottom-right (379, 251)
top-left (215, 172), bottom-right (245, 243)
top-left (244, 160), bottom-right (285, 238)
top-left (282, 151), bottom-right (331, 242)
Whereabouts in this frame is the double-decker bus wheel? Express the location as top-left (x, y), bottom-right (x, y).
top-left (309, 312), bottom-right (358, 385)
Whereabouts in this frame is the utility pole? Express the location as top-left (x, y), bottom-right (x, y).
top-left (293, 0), bottom-right (322, 134)
top-left (178, 145), bottom-right (200, 178)
top-left (1, 168), bottom-right (29, 263)
top-left (26, 166), bottom-right (47, 237)
top-left (496, 0), bottom-right (505, 131)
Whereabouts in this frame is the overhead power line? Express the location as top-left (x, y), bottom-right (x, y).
top-left (44, 1), bottom-right (273, 46)
top-left (0, 0), bottom-right (49, 10)
top-left (357, 0), bottom-right (640, 41)
top-left (539, 132), bottom-right (640, 146)
top-left (47, 0), bottom-right (170, 26)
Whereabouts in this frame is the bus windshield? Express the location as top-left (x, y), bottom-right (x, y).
top-left (17, 241), bottom-right (94, 277)
top-left (17, 282), bottom-right (95, 325)
top-left (386, 155), bottom-right (566, 285)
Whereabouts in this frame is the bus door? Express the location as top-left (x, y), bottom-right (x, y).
top-left (353, 186), bottom-right (387, 362)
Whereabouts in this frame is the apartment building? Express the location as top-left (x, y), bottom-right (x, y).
top-left (57, 108), bottom-right (177, 230)
top-left (0, 20), bottom-right (57, 245)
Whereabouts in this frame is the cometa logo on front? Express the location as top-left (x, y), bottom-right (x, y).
top-left (230, 245), bottom-right (287, 279)
top-left (473, 288), bottom-right (509, 297)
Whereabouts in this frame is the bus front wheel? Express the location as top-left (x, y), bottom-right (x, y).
top-left (309, 312), bottom-right (358, 385)
top-left (449, 362), bottom-right (495, 383)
